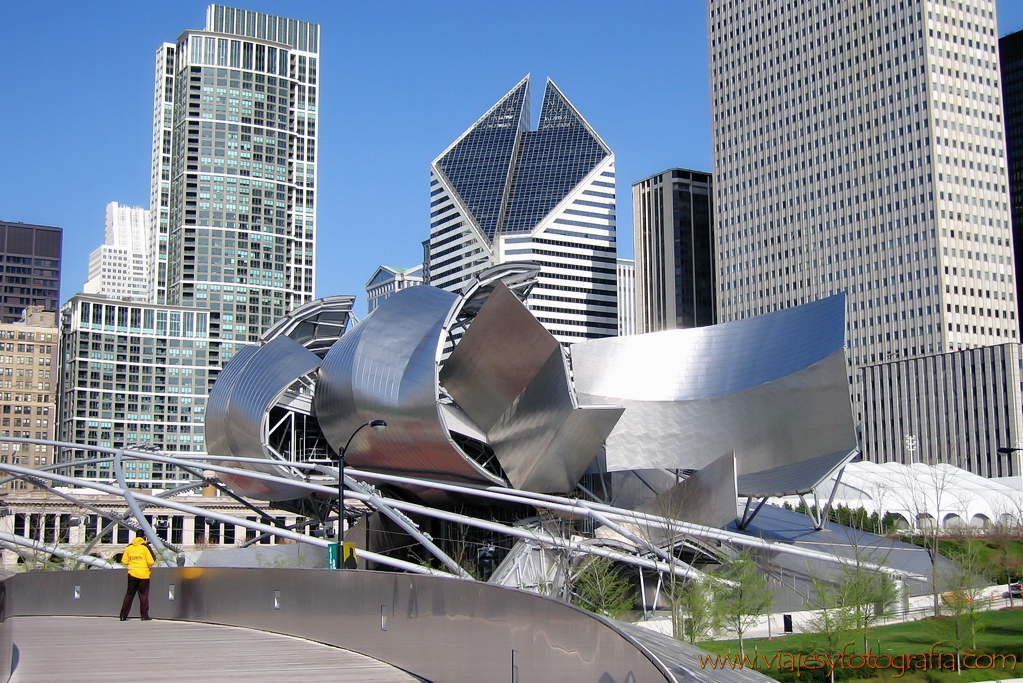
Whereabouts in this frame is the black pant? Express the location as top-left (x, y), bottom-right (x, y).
top-left (120, 576), bottom-right (150, 619)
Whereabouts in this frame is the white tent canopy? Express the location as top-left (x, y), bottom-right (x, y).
top-left (798, 461), bottom-right (1023, 530)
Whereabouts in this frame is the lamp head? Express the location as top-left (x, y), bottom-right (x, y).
top-left (369, 419), bottom-right (387, 430)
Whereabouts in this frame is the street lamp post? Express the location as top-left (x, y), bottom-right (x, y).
top-left (996, 446), bottom-right (1023, 485)
top-left (334, 420), bottom-right (387, 545)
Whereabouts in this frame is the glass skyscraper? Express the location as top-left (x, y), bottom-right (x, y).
top-left (0, 221), bottom-right (61, 324)
top-left (425, 76), bottom-right (619, 343)
top-left (155, 5), bottom-right (320, 340)
top-left (56, 5), bottom-right (322, 489)
top-left (633, 169), bottom-right (716, 333)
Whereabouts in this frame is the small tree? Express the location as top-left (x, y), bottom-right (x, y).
top-left (713, 549), bottom-right (772, 659)
top-left (838, 543), bottom-right (897, 650)
top-left (939, 544), bottom-right (988, 670)
top-left (667, 578), bottom-right (719, 643)
top-left (572, 556), bottom-right (633, 619)
top-left (803, 570), bottom-right (856, 683)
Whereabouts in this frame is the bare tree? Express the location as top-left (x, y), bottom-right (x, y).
top-left (893, 463), bottom-right (963, 616)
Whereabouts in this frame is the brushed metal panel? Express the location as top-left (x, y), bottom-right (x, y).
top-left (315, 286), bottom-right (498, 484)
top-left (572, 294), bottom-right (846, 401)
top-left (204, 343), bottom-right (260, 459)
top-left (206, 336), bottom-right (323, 501)
top-left (488, 349), bottom-right (622, 492)
top-left (571, 295), bottom-right (855, 477)
top-left (587, 350), bottom-right (855, 474)
top-left (736, 449), bottom-right (856, 498)
top-left (260, 294), bottom-right (355, 356)
top-left (488, 349), bottom-right (573, 489)
top-left (441, 282), bottom-right (561, 432)
top-left (640, 452), bottom-right (738, 530)
top-left (529, 406), bottom-right (625, 493)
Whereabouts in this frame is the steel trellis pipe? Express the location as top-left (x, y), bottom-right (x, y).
top-left (0, 460), bottom-right (443, 577)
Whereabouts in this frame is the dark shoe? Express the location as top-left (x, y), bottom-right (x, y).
top-left (141, 617), bottom-right (152, 621)
top-left (119, 617), bottom-right (127, 621)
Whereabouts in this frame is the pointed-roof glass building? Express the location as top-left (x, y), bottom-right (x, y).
top-left (425, 76), bottom-right (618, 343)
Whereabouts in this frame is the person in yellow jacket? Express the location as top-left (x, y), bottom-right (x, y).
top-left (119, 534), bottom-right (156, 621)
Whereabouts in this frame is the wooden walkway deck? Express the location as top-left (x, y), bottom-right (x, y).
top-left (9, 616), bottom-right (422, 683)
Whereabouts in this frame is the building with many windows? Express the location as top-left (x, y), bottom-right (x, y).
top-left (860, 342), bottom-right (1023, 477)
top-left (633, 168), bottom-right (716, 333)
top-left (84, 203), bottom-right (152, 302)
top-left (365, 264), bottom-right (423, 314)
top-left (1001, 29), bottom-right (1023, 307)
top-left (57, 294), bottom-right (243, 489)
top-left (424, 75), bottom-right (618, 343)
top-left (0, 491), bottom-right (307, 567)
top-left (0, 221), bottom-right (62, 324)
top-left (0, 307), bottom-right (58, 491)
top-left (158, 5), bottom-right (321, 339)
top-left (616, 258), bottom-right (636, 336)
top-left (708, 0), bottom-right (1018, 474)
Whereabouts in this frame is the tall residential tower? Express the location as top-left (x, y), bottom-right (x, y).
top-left (159, 5), bottom-right (320, 341)
top-left (709, 0), bottom-right (1017, 474)
top-left (424, 76), bottom-right (618, 343)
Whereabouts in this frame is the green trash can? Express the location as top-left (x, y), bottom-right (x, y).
top-left (327, 542), bottom-right (340, 569)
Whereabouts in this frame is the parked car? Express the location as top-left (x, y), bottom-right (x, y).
top-left (1008, 582), bottom-right (1022, 598)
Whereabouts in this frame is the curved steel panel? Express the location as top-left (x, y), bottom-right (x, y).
top-left (572, 296), bottom-right (855, 476)
top-left (206, 335), bottom-right (323, 501)
top-left (204, 343), bottom-right (261, 460)
top-left (315, 286), bottom-right (499, 484)
top-left (441, 282), bottom-right (562, 432)
top-left (260, 294), bottom-right (354, 356)
top-left (455, 262), bottom-right (541, 314)
top-left (638, 452), bottom-right (738, 530)
top-left (443, 282), bottom-right (622, 492)
top-left (572, 294), bottom-right (846, 401)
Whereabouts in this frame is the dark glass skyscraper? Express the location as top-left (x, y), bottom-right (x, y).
top-left (1001, 30), bottom-right (1023, 307)
top-left (425, 76), bottom-right (618, 343)
top-left (0, 221), bottom-right (61, 323)
top-left (633, 169), bottom-right (715, 333)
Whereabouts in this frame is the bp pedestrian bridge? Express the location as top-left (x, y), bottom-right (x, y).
top-left (0, 568), bottom-right (770, 683)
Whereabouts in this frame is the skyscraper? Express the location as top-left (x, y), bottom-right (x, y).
top-left (616, 258), bottom-right (636, 336)
top-left (84, 203), bottom-right (151, 302)
top-left (56, 5), bottom-right (322, 487)
top-left (708, 1), bottom-right (1017, 424)
top-left (158, 5), bottom-right (320, 341)
top-left (0, 221), bottom-right (62, 324)
top-left (1000, 29), bottom-right (1023, 307)
top-left (633, 168), bottom-right (716, 333)
top-left (424, 76), bottom-right (618, 343)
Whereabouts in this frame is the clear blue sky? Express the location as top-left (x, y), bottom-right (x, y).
top-left (2, 1), bottom-right (1023, 316)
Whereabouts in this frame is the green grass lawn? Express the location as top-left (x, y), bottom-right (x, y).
top-left (694, 610), bottom-right (1023, 682)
